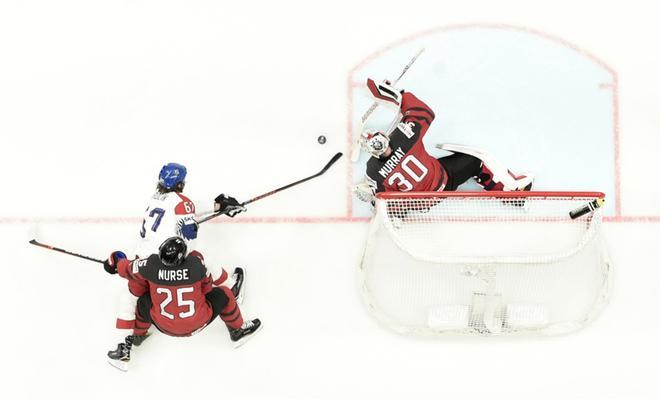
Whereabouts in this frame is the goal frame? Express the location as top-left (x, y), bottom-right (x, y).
top-left (361, 190), bottom-right (612, 337)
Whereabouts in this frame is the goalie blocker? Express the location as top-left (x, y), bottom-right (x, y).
top-left (359, 191), bottom-right (612, 336)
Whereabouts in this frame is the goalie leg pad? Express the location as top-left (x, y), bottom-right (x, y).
top-left (439, 143), bottom-right (534, 191)
top-left (437, 153), bottom-right (482, 191)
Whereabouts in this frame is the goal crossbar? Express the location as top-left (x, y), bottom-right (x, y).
top-left (377, 191), bottom-right (606, 199)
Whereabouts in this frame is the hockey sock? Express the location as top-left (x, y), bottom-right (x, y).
top-left (133, 311), bottom-right (151, 336)
top-left (218, 286), bottom-right (244, 329)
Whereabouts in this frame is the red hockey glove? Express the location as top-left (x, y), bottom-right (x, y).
top-left (367, 78), bottom-right (402, 107)
top-left (103, 251), bottom-right (127, 275)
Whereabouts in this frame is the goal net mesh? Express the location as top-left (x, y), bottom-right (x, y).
top-left (359, 192), bottom-right (611, 336)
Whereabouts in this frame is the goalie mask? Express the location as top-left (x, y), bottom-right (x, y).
top-left (361, 130), bottom-right (390, 158)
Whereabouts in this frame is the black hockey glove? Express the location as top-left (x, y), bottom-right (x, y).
top-left (214, 194), bottom-right (246, 217)
top-left (103, 251), bottom-right (127, 275)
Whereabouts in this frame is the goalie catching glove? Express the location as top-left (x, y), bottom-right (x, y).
top-left (214, 194), bottom-right (246, 218)
top-left (366, 78), bottom-right (403, 107)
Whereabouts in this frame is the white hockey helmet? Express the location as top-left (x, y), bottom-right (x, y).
top-left (361, 129), bottom-right (390, 158)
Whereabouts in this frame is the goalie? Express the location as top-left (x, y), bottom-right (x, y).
top-left (354, 79), bottom-right (533, 206)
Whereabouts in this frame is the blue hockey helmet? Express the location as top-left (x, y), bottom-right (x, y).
top-left (158, 163), bottom-right (187, 190)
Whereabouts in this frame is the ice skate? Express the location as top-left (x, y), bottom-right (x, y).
top-left (107, 333), bottom-right (150, 372)
top-left (231, 267), bottom-right (245, 304)
top-left (229, 318), bottom-right (262, 348)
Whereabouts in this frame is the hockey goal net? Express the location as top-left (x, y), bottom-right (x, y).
top-left (359, 191), bottom-right (611, 336)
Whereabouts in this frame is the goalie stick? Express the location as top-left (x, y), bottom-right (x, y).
top-left (196, 151), bottom-right (344, 224)
top-left (350, 48), bottom-right (425, 162)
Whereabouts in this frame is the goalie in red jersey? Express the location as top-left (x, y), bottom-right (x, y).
top-left (103, 236), bottom-right (262, 371)
top-left (354, 79), bottom-right (533, 207)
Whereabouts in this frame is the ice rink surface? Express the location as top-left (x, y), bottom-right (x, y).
top-left (1, 1), bottom-right (659, 398)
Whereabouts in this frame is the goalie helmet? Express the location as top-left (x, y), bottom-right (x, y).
top-left (159, 236), bottom-right (187, 267)
top-left (361, 130), bottom-right (390, 158)
top-left (158, 163), bottom-right (187, 191)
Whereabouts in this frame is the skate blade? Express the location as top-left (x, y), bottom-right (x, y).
top-left (232, 324), bottom-right (263, 349)
top-left (107, 358), bottom-right (129, 372)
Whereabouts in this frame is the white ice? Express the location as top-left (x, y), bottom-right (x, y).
top-left (1, 1), bottom-right (659, 398)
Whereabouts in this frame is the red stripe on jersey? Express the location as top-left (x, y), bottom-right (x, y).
top-left (218, 286), bottom-right (243, 329)
top-left (213, 269), bottom-right (229, 286)
top-left (174, 193), bottom-right (196, 215)
top-left (175, 201), bottom-right (195, 215)
top-left (175, 193), bottom-right (193, 203)
top-left (116, 319), bottom-right (135, 329)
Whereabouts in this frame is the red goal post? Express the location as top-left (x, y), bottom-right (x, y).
top-left (360, 191), bottom-right (612, 336)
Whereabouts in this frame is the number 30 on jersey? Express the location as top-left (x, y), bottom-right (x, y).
top-left (387, 155), bottom-right (429, 191)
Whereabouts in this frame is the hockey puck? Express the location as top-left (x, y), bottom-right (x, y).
top-left (317, 135), bottom-right (326, 144)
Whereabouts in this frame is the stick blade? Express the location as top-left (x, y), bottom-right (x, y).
top-left (28, 238), bottom-right (47, 248)
top-left (319, 152), bottom-right (343, 174)
top-left (28, 223), bottom-right (42, 243)
top-left (326, 152), bottom-right (343, 167)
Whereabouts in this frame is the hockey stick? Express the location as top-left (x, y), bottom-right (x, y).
top-left (29, 239), bottom-right (105, 264)
top-left (350, 48), bottom-right (425, 162)
top-left (29, 153), bottom-right (344, 261)
top-left (196, 152), bottom-right (344, 224)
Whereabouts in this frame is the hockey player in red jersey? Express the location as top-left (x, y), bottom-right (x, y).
top-left (115, 163), bottom-right (247, 333)
top-left (354, 79), bottom-right (533, 204)
top-left (103, 236), bottom-right (262, 371)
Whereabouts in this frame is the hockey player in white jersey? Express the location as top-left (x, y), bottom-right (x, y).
top-left (135, 162), bottom-right (199, 259)
top-left (114, 162), bottom-right (247, 332)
